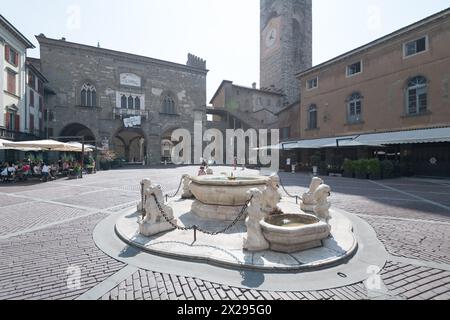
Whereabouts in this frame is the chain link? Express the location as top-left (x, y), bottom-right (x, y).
top-left (165, 176), bottom-right (184, 199)
top-left (278, 175), bottom-right (299, 199)
top-left (151, 193), bottom-right (252, 236)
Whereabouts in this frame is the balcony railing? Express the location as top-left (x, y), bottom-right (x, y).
top-left (0, 128), bottom-right (43, 141)
top-left (113, 108), bottom-right (150, 120)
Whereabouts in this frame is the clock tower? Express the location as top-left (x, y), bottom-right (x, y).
top-left (260, 0), bottom-right (312, 105)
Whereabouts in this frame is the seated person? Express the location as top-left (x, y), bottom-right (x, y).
top-left (33, 163), bottom-right (42, 176)
top-left (198, 166), bottom-right (207, 176)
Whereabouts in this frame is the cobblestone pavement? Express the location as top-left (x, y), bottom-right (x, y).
top-left (0, 166), bottom-right (449, 300)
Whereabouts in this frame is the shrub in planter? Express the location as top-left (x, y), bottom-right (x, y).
top-left (367, 159), bottom-right (381, 180)
top-left (100, 161), bottom-right (111, 171)
top-left (342, 159), bottom-right (354, 178)
top-left (318, 161), bottom-right (328, 175)
top-left (354, 159), bottom-right (369, 179)
top-left (381, 160), bottom-right (394, 179)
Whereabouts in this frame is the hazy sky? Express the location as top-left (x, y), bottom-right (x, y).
top-left (2, 0), bottom-right (449, 102)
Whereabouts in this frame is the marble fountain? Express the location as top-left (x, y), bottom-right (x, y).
top-left (114, 172), bottom-right (357, 271)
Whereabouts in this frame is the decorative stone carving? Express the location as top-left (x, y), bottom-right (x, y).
top-left (243, 188), bottom-right (270, 252)
top-left (313, 184), bottom-right (331, 222)
top-left (138, 179), bottom-right (175, 236)
top-left (301, 177), bottom-right (323, 212)
top-left (181, 174), bottom-right (193, 199)
top-left (262, 173), bottom-right (282, 216)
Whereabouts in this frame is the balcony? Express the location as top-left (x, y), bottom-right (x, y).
top-left (113, 108), bottom-right (150, 120)
top-left (0, 128), bottom-right (44, 141)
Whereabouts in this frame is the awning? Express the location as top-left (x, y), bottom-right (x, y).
top-left (356, 127), bottom-right (450, 145)
top-left (283, 127), bottom-right (450, 150)
top-left (0, 138), bottom-right (41, 151)
top-left (2, 139), bottom-right (92, 152)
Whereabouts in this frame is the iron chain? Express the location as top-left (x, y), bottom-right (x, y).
top-left (278, 175), bottom-right (299, 199)
top-left (166, 176), bottom-right (184, 199)
top-left (151, 193), bottom-right (253, 236)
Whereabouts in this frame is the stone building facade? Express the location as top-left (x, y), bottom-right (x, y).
top-left (296, 9), bottom-right (450, 140)
top-left (260, 0), bottom-right (312, 105)
top-left (209, 80), bottom-right (284, 129)
top-left (37, 36), bottom-right (208, 164)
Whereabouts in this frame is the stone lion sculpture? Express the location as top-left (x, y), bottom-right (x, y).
top-left (313, 184), bottom-right (331, 222)
top-left (139, 179), bottom-right (175, 236)
top-left (301, 177), bottom-right (323, 212)
top-left (243, 188), bottom-right (269, 252)
top-left (262, 173), bottom-right (282, 216)
top-left (181, 174), bottom-right (193, 199)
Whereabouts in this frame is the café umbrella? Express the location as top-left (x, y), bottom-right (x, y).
top-left (2, 139), bottom-right (90, 152)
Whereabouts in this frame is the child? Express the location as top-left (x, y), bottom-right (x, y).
top-left (198, 166), bottom-right (207, 176)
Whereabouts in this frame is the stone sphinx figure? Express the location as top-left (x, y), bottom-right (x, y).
top-left (139, 179), bottom-right (175, 236)
top-left (243, 188), bottom-right (269, 252)
top-left (181, 174), bottom-right (193, 199)
top-left (313, 184), bottom-right (331, 222)
top-left (262, 174), bottom-right (282, 216)
top-left (301, 177), bottom-right (324, 212)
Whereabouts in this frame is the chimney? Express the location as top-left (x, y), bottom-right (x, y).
top-left (252, 82), bottom-right (257, 89)
top-left (61, 37), bottom-right (66, 41)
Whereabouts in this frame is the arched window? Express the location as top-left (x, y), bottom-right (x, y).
top-left (308, 104), bottom-right (317, 130)
top-left (347, 92), bottom-right (363, 123)
top-left (128, 96), bottom-right (134, 109)
top-left (81, 83), bottom-right (96, 107)
top-left (406, 76), bottom-right (427, 115)
top-left (121, 95), bottom-right (127, 109)
top-left (162, 96), bottom-right (176, 114)
top-left (135, 97), bottom-right (141, 110)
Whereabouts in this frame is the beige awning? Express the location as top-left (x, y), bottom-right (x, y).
top-left (2, 139), bottom-right (92, 152)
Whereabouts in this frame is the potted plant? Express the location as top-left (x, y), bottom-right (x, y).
top-left (99, 150), bottom-right (117, 171)
top-left (381, 160), bottom-right (394, 179)
top-left (342, 159), bottom-right (354, 178)
top-left (354, 159), bottom-right (369, 179)
top-left (367, 159), bottom-right (381, 180)
top-left (310, 152), bottom-right (321, 176)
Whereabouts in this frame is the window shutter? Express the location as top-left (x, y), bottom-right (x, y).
top-left (5, 112), bottom-right (10, 129)
top-left (5, 46), bottom-right (10, 62)
top-left (15, 114), bottom-right (20, 132)
top-left (14, 51), bottom-right (19, 66)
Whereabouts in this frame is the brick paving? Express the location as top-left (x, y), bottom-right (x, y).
top-left (0, 167), bottom-right (449, 300)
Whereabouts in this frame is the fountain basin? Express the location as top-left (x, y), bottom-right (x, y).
top-left (260, 214), bottom-right (331, 253)
top-left (190, 175), bottom-right (270, 206)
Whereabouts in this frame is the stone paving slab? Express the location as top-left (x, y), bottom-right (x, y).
top-left (0, 193), bottom-right (34, 208)
top-left (0, 201), bottom-right (90, 237)
top-left (0, 213), bottom-right (125, 300)
top-left (57, 189), bottom-right (140, 209)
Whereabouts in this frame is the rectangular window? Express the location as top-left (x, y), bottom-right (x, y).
top-left (346, 61), bottom-right (362, 77)
top-left (30, 114), bottom-right (34, 132)
top-left (29, 90), bottom-right (34, 107)
top-left (38, 80), bottom-right (44, 94)
top-left (5, 46), bottom-right (18, 66)
top-left (404, 36), bottom-right (427, 57)
top-left (7, 70), bottom-right (16, 95)
top-left (280, 127), bottom-right (291, 140)
top-left (39, 96), bottom-right (44, 112)
top-left (306, 77), bottom-right (318, 90)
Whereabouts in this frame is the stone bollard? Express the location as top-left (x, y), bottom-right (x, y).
top-left (243, 188), bottom-right (270, 252)
top-left (300, 177), bottom-right (323, 212)
top-left (313, 184), bottom-right (331, 222)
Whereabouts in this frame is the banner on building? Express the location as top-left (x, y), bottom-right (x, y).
top-left (124, 116), bottom-right (141, 128)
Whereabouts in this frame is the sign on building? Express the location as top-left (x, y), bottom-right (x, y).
top-left (124, 116), bottom-right (141, 128)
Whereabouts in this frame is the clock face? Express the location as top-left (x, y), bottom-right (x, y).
top-left (265, 27), bottom-right (277, 48)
